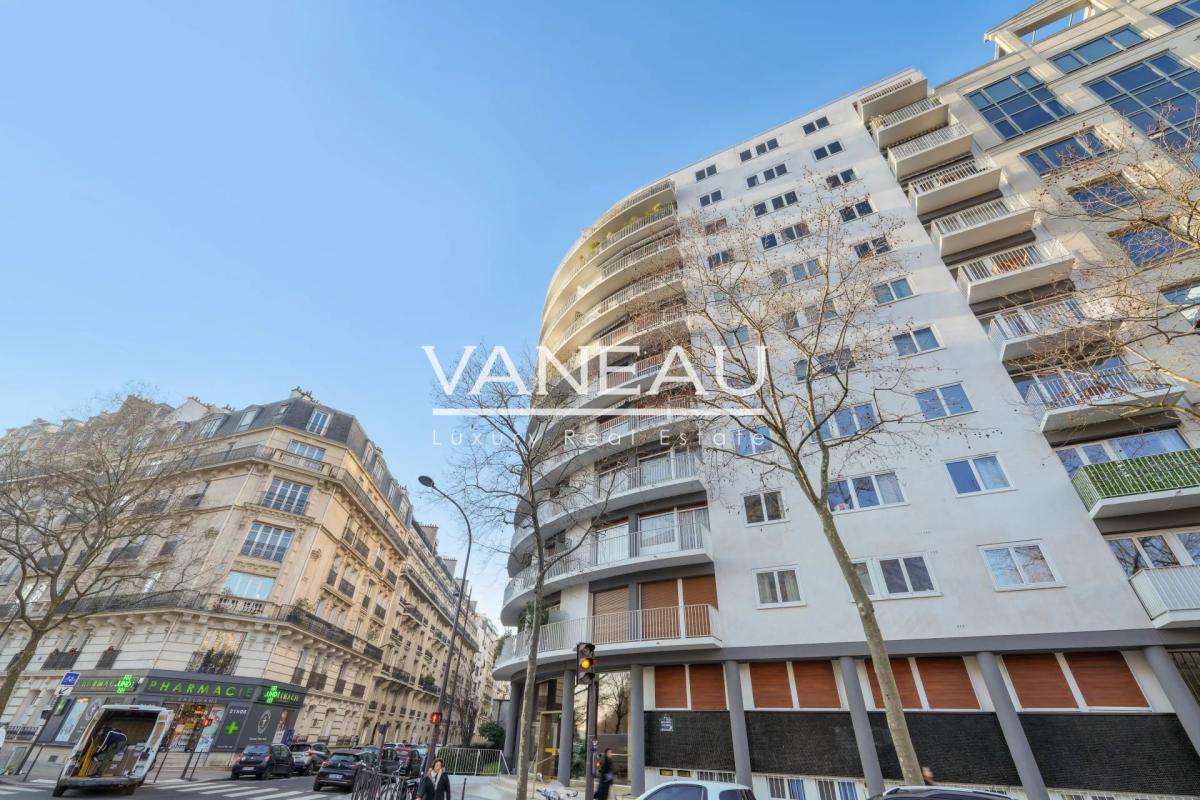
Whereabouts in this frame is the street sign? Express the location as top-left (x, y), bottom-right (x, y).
top-left (54, 672), bottom-right (81, 697)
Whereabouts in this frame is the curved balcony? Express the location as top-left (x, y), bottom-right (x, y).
top-left (493, 603), bottom-right (721, 680)
top-left (547, 268), bottom-right (685, 361)
top-left (983, 294), bottom-right (1120, 362)
top-left (956, 240), bottom-right (1074, 304)
top-left (500, 521), bottom-right (712, 624)
top-left (931, 196), bottom-right (1035, 258)
top-left (907, 156), bottom-right (1001, 217)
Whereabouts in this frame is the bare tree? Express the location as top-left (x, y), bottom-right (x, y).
top-left (0, 395), bottom-right (205, 717)
top-left (662, 168), bottom-right (984, 784)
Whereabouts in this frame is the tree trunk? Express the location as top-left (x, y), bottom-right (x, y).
top-left (0, 627), bottom-right (45, 722)
top-left (815, 503), bottom-right (923, 784)
top-left (514, 578), bottom-right (545, 800)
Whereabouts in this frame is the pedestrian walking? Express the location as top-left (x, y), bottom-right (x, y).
top-left (921, 766), bottom-right (936, 786)
top-left (593, 748), bottom-right (614, 800)
top-left (420, 757), bottom-right (451, 800)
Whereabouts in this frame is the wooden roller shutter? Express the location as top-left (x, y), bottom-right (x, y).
top-left (866, 658), bottom-right (923, 709)
top-left (681, 575), bottom-right (718, 637)
top-left (639, 579), bottom-right (680, 639)
top-left (654, 665), bottom-right (687, 709)
top-left (1004, 653), bottom-right (1077, 709)
top-left (590, 587), bottom-right (628, 644)
top-left (791, 661), bottom-right (841, 708)
top-left (915, 657), bottom-right (979, 709)
top-left (1064, 651), bottom-right (1147, 708)
top-left (750, 662), bottom-right (794, 708)
top-left (688, 664), bottom-right (727, 710)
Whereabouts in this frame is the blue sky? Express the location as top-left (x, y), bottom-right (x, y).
top-left (0, 1), bottom-right (1025, 620)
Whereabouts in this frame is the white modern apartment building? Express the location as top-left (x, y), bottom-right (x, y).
top-left (495, 1), bottom-right (1200, 798)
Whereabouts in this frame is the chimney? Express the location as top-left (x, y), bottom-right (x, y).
top-left (442, 557), bottom-right (458, 576)
top-left (290, 387), bottom-right (315, 402)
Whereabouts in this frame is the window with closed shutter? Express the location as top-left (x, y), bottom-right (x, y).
top-left (689, 664), bottom-right (727, 710)
top-left (681, 575), bottom-right (718, 636)
top-left (750, 662), bottom-right (793, 708)
top-left (1064, 651), bottom-right (1147, 708)
top-left (654, 665), bottom-right (687, 709)
top-left (915, 657), bottom-right (979, 709)
top-left (1004, 653), bottom-right (1077, 709)
top-left (591, 588), bottom-right (629, 644)
top-left (792, 661), bottom-right (841, 708)
top-left (640, 580), bottom-right (680, 639)
top-left (866, 658), bottom-right (922, 708)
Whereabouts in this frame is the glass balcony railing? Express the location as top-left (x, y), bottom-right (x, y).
top-left (1130, 565), bottom-right (1200, 626)
top-left (1072, 448), bottom-right (1200, 512)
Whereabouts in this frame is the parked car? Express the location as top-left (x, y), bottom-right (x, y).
top-left (231, 743), bottom-right (295, 780)
top-left (636, 782), bottom-right (755, 800)
top-left (875, 789), bottom-right (1013, 800)
top-left (384, 746), bottom-right (422, 779)
top-left (290, 743), bottom-right (331, 775)
top-left (313, 750), bottom-right (376, 792)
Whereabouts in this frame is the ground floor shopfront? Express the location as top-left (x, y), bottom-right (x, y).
top-left (502, 646), bottom-right (1200, 799)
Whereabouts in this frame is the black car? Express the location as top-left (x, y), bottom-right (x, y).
top-left (231, 743), bottom-right (295, 780)
top-left (874, 788), bottom-right (1014, 800)
top-left (313, 750), bottom-right (376, 792)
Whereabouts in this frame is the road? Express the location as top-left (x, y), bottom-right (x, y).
top-left (0, 774), bottom-right (351, 800)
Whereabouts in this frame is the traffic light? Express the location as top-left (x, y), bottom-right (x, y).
top-left (576, 641), bottom-right (596, 685)
top-left (430, 711), bottom-right (442, 726)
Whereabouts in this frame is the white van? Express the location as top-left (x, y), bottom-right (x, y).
top-left (53, 704), bottom-right (174, 796)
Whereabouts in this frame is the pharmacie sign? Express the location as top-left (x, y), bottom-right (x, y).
top-left (143, 676), bottom-right (258, 701)
top-left (73, 674), bottom-right (145, 695)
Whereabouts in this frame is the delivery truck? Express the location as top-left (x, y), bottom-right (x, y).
top-left (52, 704), bottom-right (174, 796)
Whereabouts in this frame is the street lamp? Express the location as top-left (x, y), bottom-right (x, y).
top-left (417, 474), bottom-right (474, 770)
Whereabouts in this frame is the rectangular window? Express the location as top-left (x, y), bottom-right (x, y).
top-left (1018, 5), bottom-right (1090, 43)
top-left (1054, 429), bottom-right (1189, 476)
top-left (695, 164), bottom-right (717, 182)
top-left (744, 490), bottom-right (785, 524)
top-left (1087, 53), bottom-right (1200, 147)
top-left (735, 426), bottom-right (772, 456)
top-left (707, 249), bottom-right (733, 268)
top-left (839, 198), bottom-right (875, 222)
top-left (704, 218), bottom-right (728, 235)
top-left (746, 162), bottom-right (789, 188)
top-left (306, 410), bottom-right (330, 435)
top-left (792, 259), bottom-right (821, 282)
top-left (223, 571), bottom-right (275, 601)
top-left (1022, 130), bottom-right (1111, 175)
top-left (1106, 534), bottom-right (1180, 577)
top-left (815, 349), bottom-right (855, 375)
top-left (968, 70), bottom-right (1071, 140)
top-left (855, 554), bottom-right (936, 598)
top-left (982, 542), bottom-right (1058, 588)
top-left (812, 140), bottom-right (844, 161)
top-left (753, 189), bottom-right (799, 217)
top-left (1071, 176), bottom-right (1136, 214)
top-left (724, 326), bottom-right (750, 346)
top-left (853, 237), bottom-right (891, 258)
top-left (263, 478), bottom-right (312, 514)
top-left (286, 440), bottom-right (327, 461)
top-left (240, 522), bottom-right (295, 562)
top-left (945, 455), bottom-right (1011, 495)
top-left (802, 116), bottom-right (830, 135)
top-left (1050, 26), bottom-right (1143, 73)
top-left (828, 471), bottom-right (905, 512)
top-left (1156, 0), bottom-right (1200, 27)
top-left (892, 326), bottom-right (940, 356)
top-left (873, 277), bottom-right (913, 305)
top-left (198, 416), bottom-right (225, 438)
top-left (1163, 281), bottom-right (1200, 326)
top-left (826, 168), bottom-right (857, 189)
top-left (755, 567), bottom-right (803, 607)
top-left (762, 223), bottom-right (809, 250)
top-left (699, 190), bottom-right (723, 207)
top-left (915, 383), bottom-right (973, 420)
top-left (739, 137), bottom-right (780, 162)
top-left (235, 408), bottom-right (259, 432)
top-left (818, 403), bottom-right (877, 440)
top-left (1116, 225), bottom-right (1192, 267)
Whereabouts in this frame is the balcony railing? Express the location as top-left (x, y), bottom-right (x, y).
top-left (984, 295), bottom-right (1112, 350)
top-left (959, 240), bottom-right (1069, 284)
top-left (932, 195), bottom-right (1030, 235)
top-left (95, 647), bottom-right (120, 669)
top-left (497, 603), bottom-right (721, 666)
top-left (337, 578), bottom-right (356, 598)
top-left (254, 491), bottom-right (310, 516)
top-left (306, 671), bottom-right (328, 691)
top-left (545, 235), bottom-right (679, 334)
top-left (553, 269), bottom-right (684, 352)
top-left (870, 96), bottom-right (943, 130)
top-left (908, 156), bottom-right (996, 197)
top-left (1072, 448), bottom-right (1200, 512)
top-left (889, 123), bottom-right (971, 160)
top-left (1020, 366), bottom-right (1174, 413)
top-left (351, 683), bottom-right (366, 698)
top-left (42, 649), bottom-right (80, 670)
top-left (581, 180), bottom-right (674, 243)
top-left (187, 648), bottom-right (239, 675)
top-left (1130, 565), bottom-right (1200, 626)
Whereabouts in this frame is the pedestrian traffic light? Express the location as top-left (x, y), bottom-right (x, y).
top-left (576, 642), bottom-right (596, 685)
top-left (430, 711), bottom-right (442, 726)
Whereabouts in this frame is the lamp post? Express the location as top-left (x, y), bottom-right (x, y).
top-left (418, 474), bottom-right (473, 770)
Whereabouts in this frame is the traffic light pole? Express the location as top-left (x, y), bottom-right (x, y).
top-left (584, 680), bottom-right (598, 800)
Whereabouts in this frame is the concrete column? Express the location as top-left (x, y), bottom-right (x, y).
top-left (723, 661), bottom-right (753, 787)
top-left (838, 656), bottom-right (884, 796)
top-left (1145, 645), bottom-right (1200, 757)
top-left (630, 665), bottom-right (645, 796)
top-left (503, 679), bottom-right (524, 766)
top-left (558, 670), bottom-right (576, 786)
top-left (976, 651), bottom-right (1049, 800)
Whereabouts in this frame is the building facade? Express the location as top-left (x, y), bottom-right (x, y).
top-left (0, 389), bottom-right (478, 763)
top-left (496, 1), bottom-right (1200, 798)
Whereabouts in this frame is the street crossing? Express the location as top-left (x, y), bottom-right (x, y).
top-left (159, 783), bottom-right (329, 800)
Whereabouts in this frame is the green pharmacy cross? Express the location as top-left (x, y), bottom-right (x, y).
top-left (114, 674), bottom-right (137, 695)
top-left (225, 720), bottom-right (239, 736)
top-left (262, 685), bottom-right (280, 705)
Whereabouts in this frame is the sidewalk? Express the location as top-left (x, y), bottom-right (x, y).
top-left (3, 747), bottom-right (234, 786)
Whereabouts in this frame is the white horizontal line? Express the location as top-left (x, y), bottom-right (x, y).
top-left (431, 408), bottom-right (763, 417)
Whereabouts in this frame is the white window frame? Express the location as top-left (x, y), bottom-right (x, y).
top-left (944, 454), bottom-right (1013, 496)
top-left (746, 161), bottom-right (789, 188)
top-left (734, 426), bottom-right (773, 456)
top-left (743, 489), bottom-right (787, 525)
top-left (980, 540), bottom-right (1062, 591)
top-left (817, 402), bottom-right (877, 440)
top-left (235, 408), bottom-right (260, 432)
top-left (695, 164), bottom-right (717, 182)
top-left (699, 189), bottom-right (723, 207)
top-left (707, 249), bottom-right (733, 268)
top-left (839, 197), bottom-right (875, 222)
top-left (892, 324), bottom-right (943, 357)
top-left (826, 168), bottom-right (858, 188)
top-left (306, 410), bottom-right (330, 435)
top-left (739, 137), bottom-right (780, 162)
top-left (853, 553), bottom-right (939, 600)
top-left (198, 415), bottom-right (225, 439)
top-left (812, 139), bottom-right (844, 161)
top-left (802, 116), bottom-right (830, 135)
top-left (873, 277), bottom-right (914, 305)
top-left (286, 440), bottom-right (327, 461)
top-left (753, 565), bottom-right (805, 608)
top-left (915, 383), bottom-right (975, 420)
top-left (223, 571), bottom-right (276, 601)
top-left (853, 236), bottom-right (892, 258)
top-left (753, 190), bottom-right (800, 217)
top-left (827, 470), bottom-right (907, 514)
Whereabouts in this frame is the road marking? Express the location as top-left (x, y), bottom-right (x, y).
top-left (5, 787), bottom-right (50, 792)
top-left (254, 791), bottom-right (307, 799)
top-left (220, 789), bottom-right (282, 797)
top-left (32, 781), bottom-right (58, 785)
top-left (287, 794), bottom-right (326, 800)
top-left (158, 779), bottom-right (186, 784)
top-left (219, 789), bottom-right (294, 798)
top-left (172, 785), bottom-right (226, 793)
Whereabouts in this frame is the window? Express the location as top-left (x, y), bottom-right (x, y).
top-left (724, 326), bottom-right (750, 346)
top-left (744, 490), bottom-right (785, 523)
top-left (873, 277), bottom-right (913, 305)
top-left (915, 383), bottom-right (973, 420)
top-left (1071, 176), bottom-right (1136, 214)
top-left (794, 303), bottom-right (838, 328)
top-left (855, 554), bottom-right (936, 598)
top-left (1107, 534), bottom-right (1180, 577)
top-left (853, 237), bottom-right (891, 258)
top-left (1050, 27), bottom-right (1143, 74)
top-left (796, 350), bottom-right (856, 380)
top-left (817, 403), bottom-right (877, 439)
top-left (967, 70), bottom-right (1071, 140)
top-left (262, 478), bottom-right (312, 514)
top-left (945, 455), bottom-right (1011, 495)
top-left (739, 137), bottom-right (780, 162)
top-left (273, 403), bottom-right (289, 419)
top-left (792, 259), bottom-right (822, 282)
top-left (241, 522), bottom-right (294, 562)
top-left (892, 326), bottom-right (940, 356)
top-left (839, 198), bottom-right (875, 222)
top-left (1156, 0), bottom-right (1200, 27)
top-left (747, 162), bottom-right (788, 188)
top-left (704, 218), bottom-right (728, 235)
top-left (1116, 225), bottom-right (1192, 267)
top-left (828, 471), bottom-right (905, 512)
top-left (306, 410), bottom-right (330, 435)
top-left (707, 249), bottom-right (733, 268)
top-left (982, 543), bottom-right (1058, 588)
top-left (735, 426), bottom-right (772, 456)
top-left (1022, 130), bottom-right (1112, 175)
top-left (699, 190), bottom-right (723, 207)
top-left (695, 164), bottom-right (717, 182)
top-left (767, 777), bottom-right (808, 800)
top-left (812, 140), bottom-right (844, 161)
top-left (235, 408), bottom-right (259, 432)
top-left (1018, 5), bottom-right (1090, 44)
top-left (802, 116), bottom-right (830, 135)
top-left (761, 223), bottom-right (809, 250)
top-left (1163, 281), bottom-right (1200, 326)
top-left (223, 571), bottom-right (275, 600)
top-left (286, 440), bottom-right (326, 461)
top-left (753, 190), bottom-right (799, 217)
top-left (197, 415), bottom-right (225, 438)
top-left (158, 539), bottom-right (179, 557)
top-left (826, 168), bottom-right (857, 189)
top-left (1087, 53), bottom-right (1200, 147)
top-left (1055, 429), bottom-right (1189, 476)
top-left (755, 567), bottom-right (803, 607)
